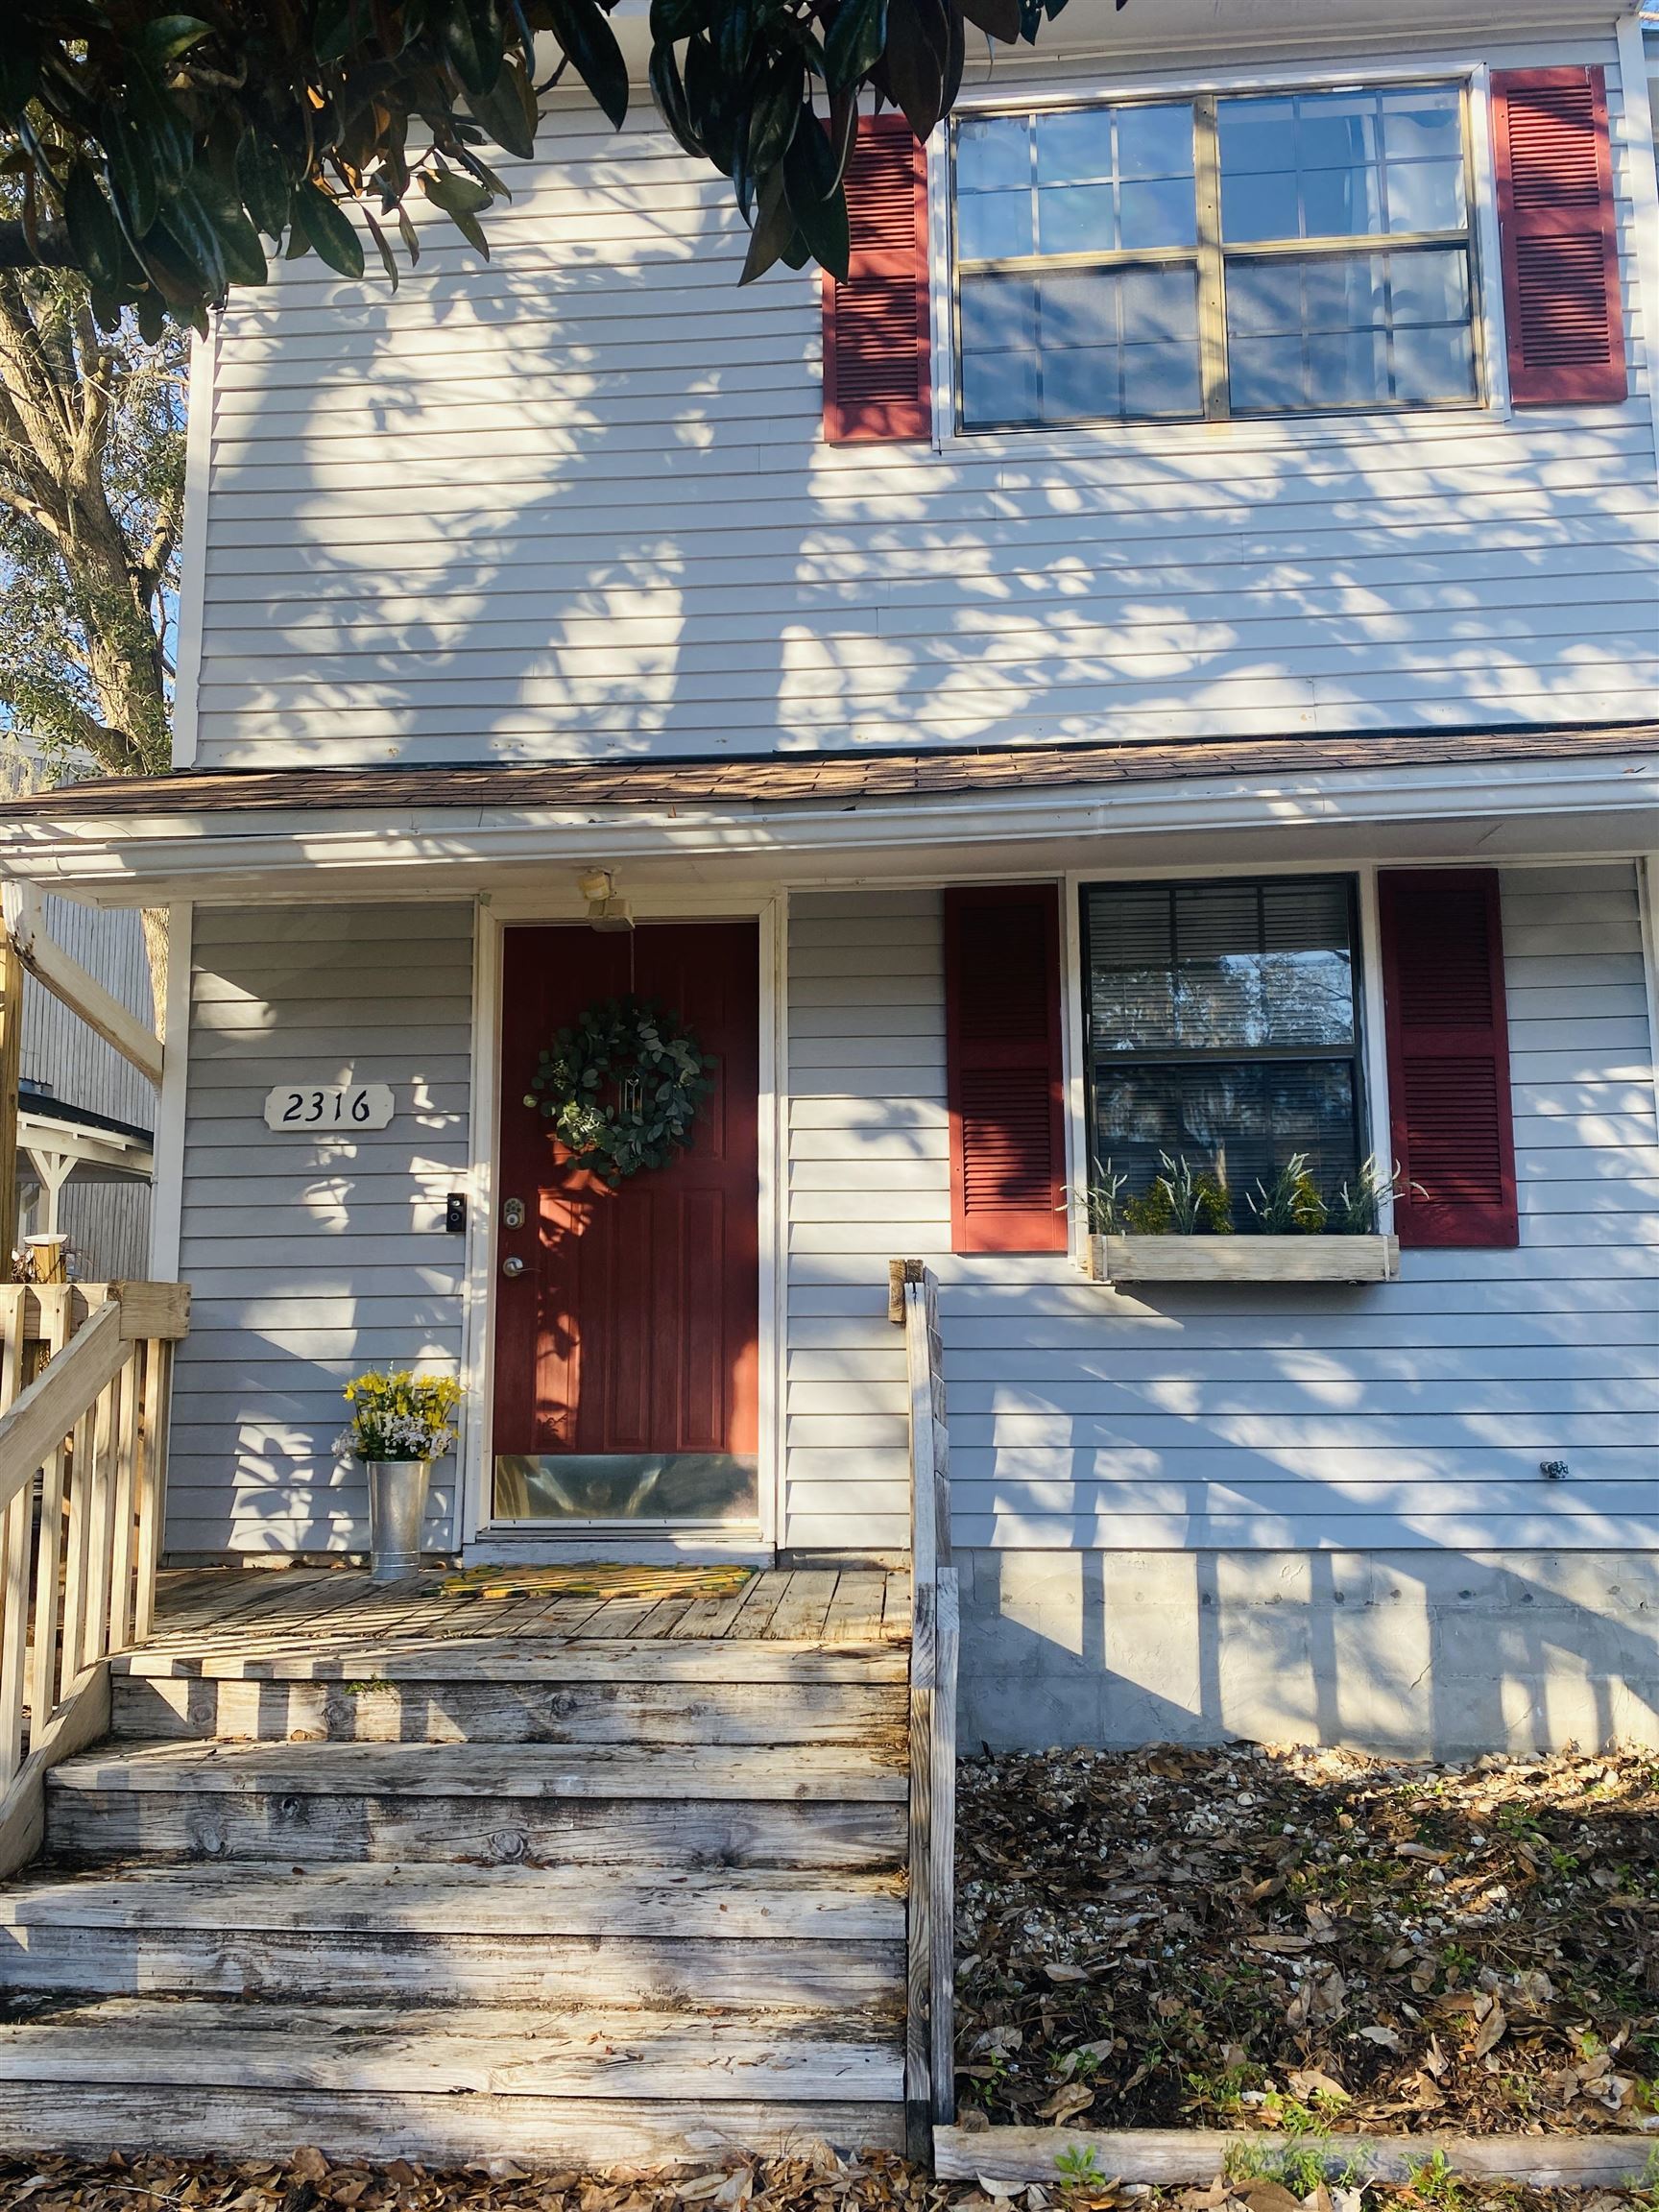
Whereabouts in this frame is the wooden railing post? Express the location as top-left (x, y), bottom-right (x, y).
top-left (892, 1257), bottom-right (959, 2152)
top-left (0, 1278), bottom-right (190, 1880)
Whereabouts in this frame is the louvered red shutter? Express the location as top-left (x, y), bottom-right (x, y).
top-left (822, 112), bottom-right (930, 445)
top-left (1379, 870), bottom-right (1518, 1250)
top-left (1491, 66), bottom-right (1626, 405)
top-left (944, 885), bottom-right (1067, 1254)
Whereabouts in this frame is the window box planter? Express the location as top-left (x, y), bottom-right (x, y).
top-left (1088, 1233), bottom-right (1400, 1286)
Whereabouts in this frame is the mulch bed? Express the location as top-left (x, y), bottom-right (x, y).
top-left (955, 1744), bottom-right (1659, 2137)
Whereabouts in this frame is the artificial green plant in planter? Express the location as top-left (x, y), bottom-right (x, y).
top-left (338, 1371), bottom-right (463, 1582)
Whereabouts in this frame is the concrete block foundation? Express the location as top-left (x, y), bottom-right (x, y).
top-left (956, 1550), bottom-right (1659, 1757)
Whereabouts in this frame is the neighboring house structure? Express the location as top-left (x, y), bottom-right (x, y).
top-left (0, 0), bottom-right (1654, 1754)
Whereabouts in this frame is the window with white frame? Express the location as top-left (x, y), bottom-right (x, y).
top-left (953, 82), bottom-right (1479, 429)
top-left (1081, 876), bottom-right (1370, 1212)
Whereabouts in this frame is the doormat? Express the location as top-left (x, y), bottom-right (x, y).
top-left (439, 1562), bottom-right (757, 1602)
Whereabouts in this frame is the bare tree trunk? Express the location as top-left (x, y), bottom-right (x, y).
top-left (140, 907), bottom-right (170, 1042)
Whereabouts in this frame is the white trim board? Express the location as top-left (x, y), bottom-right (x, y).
top-left (146, 901), bottom-right (192, 1284)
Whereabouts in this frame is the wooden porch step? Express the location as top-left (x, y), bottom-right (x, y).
top-left (112, 1669), bottom-right (907, 1747)
top-left (0, 1862), bottom-right (905, 2006)
top-left (114, 1638), bottom-right (910, 1682)
top-left (46, 1738), bottom-right (908, 1868)
top-left (0, 1999), bottom-right (905, 2164)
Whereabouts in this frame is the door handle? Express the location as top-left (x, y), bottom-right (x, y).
top-left (501, 1256), bottom-right (525, 1279)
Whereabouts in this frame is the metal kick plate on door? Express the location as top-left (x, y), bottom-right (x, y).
top-left (502, 1197), bottom-right (525, 1229)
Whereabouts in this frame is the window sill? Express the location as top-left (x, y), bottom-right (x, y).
top-left (1087, 1233), bottom-right (1400, 1286)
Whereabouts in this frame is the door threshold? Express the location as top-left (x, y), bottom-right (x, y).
top-left (462, 1529), bottom-right (774, 1567)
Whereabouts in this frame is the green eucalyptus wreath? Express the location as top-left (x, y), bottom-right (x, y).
top-left (524, 995), bottom-right (717, 1184)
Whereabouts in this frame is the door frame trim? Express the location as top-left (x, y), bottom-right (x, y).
top-left (458, 887), bottom-right (786, 1556)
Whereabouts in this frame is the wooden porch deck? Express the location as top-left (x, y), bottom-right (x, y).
top-left (147, 1563), bottom-right (913, 1663)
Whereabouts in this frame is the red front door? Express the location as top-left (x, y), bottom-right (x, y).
top-left (491, 922), bottom-right (760, 1525)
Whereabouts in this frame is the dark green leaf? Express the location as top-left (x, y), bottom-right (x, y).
top-left (464, 52), bottom-right (537, 159)
top-left (649, 40), bottom-right (702, 158)
top-left (62, 161), bottom-right (128, 293)
top-left (138, 13), bottom-right (215, 68)
top-left (545, 0), bottom-right (630, 129)
top-left (235, 129), bottom-right (292, 238)
top-left (104, 110), bottom-right (159, 236)
top-left (783, 112), bottom-right (849, 278)
top-left (421, 166), bottom-right (492, 217)
top-left (361, 205), bottom-right (400, 290)
top-left (295, 182), bottom-right (366, 277)
top-left (134, 285), bottom-right (167, 344)
top-left (883, 0), bottom-right (950, 137)
top-left (122, 57), bottom-right (193, 193)
top-left (716, 0), bottom-right (753, 80)
top-left (397, 205), bottom-right (421, 263)
top-left (649, 0), bottom-right (713, 38)
top-left (684, 33), bottom-right (735, 173)
top-left (746, 62), bottom-right (800, 179)
top-left (311, 0), bottom-right (356, 64)
top-left (959, 0), bottom-right (1020, 43)
top-left (739, 164), bottom-right (792, 284)
top-left (825, 0), bottom-right (886, 92)
top-left (438, 0), bottom-right (507, 94)
top-left (0, 41), bottom-right (41, 122)
top-left (419, 170), bottom-right (491, 256)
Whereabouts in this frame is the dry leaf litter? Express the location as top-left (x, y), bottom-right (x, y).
top-left (956, 1744), bottom-right (1659, 2134)
top-left (4, 2151), bottom-right (1659, 2212)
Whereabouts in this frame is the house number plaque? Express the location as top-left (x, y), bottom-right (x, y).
top-left (263, 1083), bottom-right (395, 1131)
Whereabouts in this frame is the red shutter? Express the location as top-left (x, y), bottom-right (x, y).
top-left (944, 885), bottom-right (1067, 1255)
top-left (822, 113), bottom-right (931, 445)
top-left (1491, 65), bottom-right (1626, 405)
top-left (1378, 870), bottom-right (1518, 1250)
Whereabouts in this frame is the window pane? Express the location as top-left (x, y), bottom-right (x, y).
top-left (1085, 878), bottom-right (1357, 1055)
top-left (1301, 160), bottom-right (1382, 238)
top-left (1384, 157), bottom-right (1466, 232)
top-left (1392, 318), bottom-right (1476, 403)
top-left (1117, 103), bottom-right (1197, 179)
top-left (1119, 264), bottom-right (1198, 343)
top-left (958, 189), bottom-right (1032, 261)
top-left (1039, 270), bottom-right (1119, 347)
top-left (1379, 84), bottom-right (1463, 161)
top-left (957, 115), bottom-right (1030, 194)
top-left (1391, 245), bottom-right (1469, 325)
top-left (1119, 176), bottom-right (1198, 250)
top-left (962, 348), bottom-right (1041, 424)
top-left (1092, 1061), bottom-right (1362, 1201)
top-left (960, 272), bottom-right (1038, 352)
top-left (1217, 96), bottom-right (1295, 174)
top-left (1220, 167), bottom-right (1300, 243)
top-left (1035, 108), bottom-right (1115, 185)
top-left (1041, 347), bottom-right (1118, 421)
top-left (1218, 83), bottom-right (1465, 247)
top-left (1226, 248), bottom-right (1476, 412)
top-left (1038, 182), bottom-right (1117, 254)
top-left (1122, 339), bottom-right (1202, 417)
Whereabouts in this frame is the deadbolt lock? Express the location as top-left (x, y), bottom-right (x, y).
top-left (502, 1197), bottom-right (525, 1229)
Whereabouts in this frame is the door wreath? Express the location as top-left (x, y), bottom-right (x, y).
top-left (524, 994), bottom-right (716, 1183)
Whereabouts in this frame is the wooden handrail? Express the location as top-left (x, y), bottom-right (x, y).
top-left (890, 1257), bottom-right (959, 2152)
top-left (0, 1280), bottom-right (190, 1874)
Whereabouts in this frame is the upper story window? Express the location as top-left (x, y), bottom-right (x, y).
top-left (952, 82), bottom-right (1479, 430)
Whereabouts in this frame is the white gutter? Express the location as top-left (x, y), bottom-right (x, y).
top-left (1, 750), bottom-right (1653, 901)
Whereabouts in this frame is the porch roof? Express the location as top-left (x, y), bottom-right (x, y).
top-left (4, 719), bottom-right (1656, 821)
top-left (1, 720), bottom-right (1653, 903)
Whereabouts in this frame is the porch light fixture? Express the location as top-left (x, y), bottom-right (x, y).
top-left (577, 867), bottom-right (634, 932)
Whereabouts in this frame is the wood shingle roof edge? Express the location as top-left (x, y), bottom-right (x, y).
top-left (2, 721), bottom-right (1656, 822)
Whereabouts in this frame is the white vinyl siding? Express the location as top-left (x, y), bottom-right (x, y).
top-left (166, 903), bottom-right (473, 1556)
top-left (782, 864), bottom-right (1659, 1554)
top-left (190, 36), bottom-right (1657, 770)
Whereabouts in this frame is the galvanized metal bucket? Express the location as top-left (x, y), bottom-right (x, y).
top-left (366, 1458), bottom-right (431, 1581)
